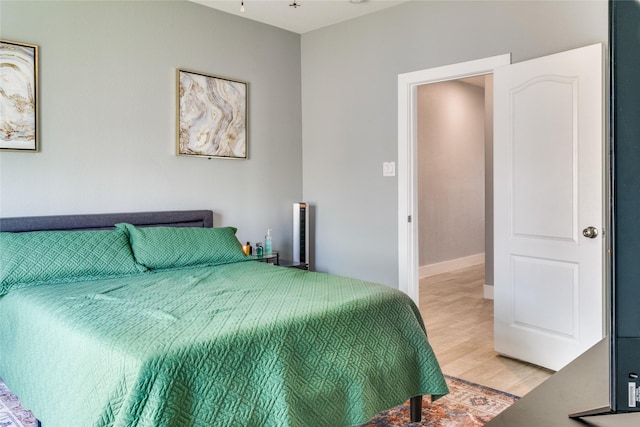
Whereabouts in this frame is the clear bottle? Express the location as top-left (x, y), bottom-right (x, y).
top-left (265, 229), bottom-right (273, 255)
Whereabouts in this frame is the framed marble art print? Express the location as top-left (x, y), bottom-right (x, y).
top-left (0, 39), bottom-right (39, 152)
top-left (177, 69), bottom-right (247, 159)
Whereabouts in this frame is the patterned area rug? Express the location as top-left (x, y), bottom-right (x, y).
top-left (0, 375), bottom-right (516, 427)
top-left (360, 375), bottom-right (519, 427)
top-left (0, 379), bottom-right (38, 427)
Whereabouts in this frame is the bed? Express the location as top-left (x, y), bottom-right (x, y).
top-left (0, 210), bottom-right (448, 427)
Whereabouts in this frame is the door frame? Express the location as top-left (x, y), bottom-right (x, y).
top-left (397, 54), bottom-right (511, 304)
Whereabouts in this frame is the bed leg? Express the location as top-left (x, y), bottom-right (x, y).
top-left (410, 395), bottom-right (422, 422)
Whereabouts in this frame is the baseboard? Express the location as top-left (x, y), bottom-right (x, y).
top-left (419, 253), bottom-right (485, 278)
top-left (483, 284), bottom-right (494, 300)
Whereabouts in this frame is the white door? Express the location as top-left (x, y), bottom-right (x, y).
top-left (493, 44), bottom-right (604, 371)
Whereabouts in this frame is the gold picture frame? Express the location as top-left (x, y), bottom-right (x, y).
top-left (176, 69), bottom-right (248, 159)
top-left (0, 39), bottom-right (39, 152)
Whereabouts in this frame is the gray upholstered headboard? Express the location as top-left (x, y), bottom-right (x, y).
top-left (0, 210), bottom-right (214, 232)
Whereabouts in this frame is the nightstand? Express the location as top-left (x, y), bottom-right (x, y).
top-left (251, 251), bottom-right (279, 265)
top-left (279, 260), bottom-right (309, 270)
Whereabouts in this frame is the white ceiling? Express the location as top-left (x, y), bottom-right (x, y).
top-left (191, 0), bottom-right (410, 34)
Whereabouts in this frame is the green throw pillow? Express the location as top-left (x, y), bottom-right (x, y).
top-left (0, 229), bottom-right (144, 296)
top-left (115, 223), bottom-right (249, 270)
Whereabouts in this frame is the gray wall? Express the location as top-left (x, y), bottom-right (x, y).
top-left (0, 1), bottom-right (302, 258)
top-left (417, 81), bottom-right (485, 267)
top-left (0, 1), bottom-right (608, 288)
top-left (301, 0), bottom-right (608, 287)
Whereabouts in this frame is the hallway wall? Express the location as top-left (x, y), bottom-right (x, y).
top-left (417, 80), bottom-right (486, 267)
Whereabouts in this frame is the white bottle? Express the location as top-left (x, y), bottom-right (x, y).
top-left (265, 229), bottom-right (273, 255)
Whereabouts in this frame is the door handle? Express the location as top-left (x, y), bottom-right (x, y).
top-left (583, 226), bottom-right (598, 239)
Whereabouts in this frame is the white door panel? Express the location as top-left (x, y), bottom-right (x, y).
top-left (494, 43), bottom-right (604, 371)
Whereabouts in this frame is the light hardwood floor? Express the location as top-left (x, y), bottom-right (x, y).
top-left (419, 264), bottom-right (553, 397)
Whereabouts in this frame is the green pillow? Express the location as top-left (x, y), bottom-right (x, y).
top-left (0, 229), bottom-right (143, 296)
top-left (115, 223), bottom-right (249, 270)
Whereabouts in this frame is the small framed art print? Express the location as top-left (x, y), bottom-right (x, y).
top-left (1, 39), bottom-right (39, 152)
top-left (177, 69), bottom-right (247, 159)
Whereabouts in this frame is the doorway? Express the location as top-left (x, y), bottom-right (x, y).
top-left (397, 54), bottom-right (510, 304)
top-left (416, 76), bottom-right (490, 294)
top-left (399, 45), bottom-right (605, 372)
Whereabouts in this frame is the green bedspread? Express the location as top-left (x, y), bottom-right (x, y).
top-left (0, 261), bottom-right (447, 427)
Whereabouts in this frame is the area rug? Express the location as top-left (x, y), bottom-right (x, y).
top-left (0, 375), bottom-right (516, 427)
top-left (360, 375), bottom-right (519, 427)
top-left (0, 378), bottom-right (38, 427)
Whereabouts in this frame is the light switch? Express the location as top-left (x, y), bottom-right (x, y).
top-left (383, 161), bottom-right (396, 177)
